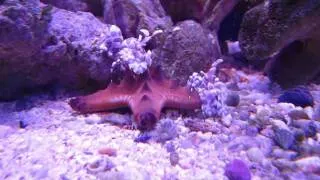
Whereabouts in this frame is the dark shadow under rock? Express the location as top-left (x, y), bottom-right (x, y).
top-left (202, 0), bottom-right (242, 32)
top-left (159, 0), bottom-right (210, 23)
top-left (239, 0), bottom-right (320, 61)
top-left (265, 39), bottom-right (320, 88)
top-left (239, 0), bottom-right (320, 87)
top-left (217, 0), bottom-right (259, 43)
top-left (85, 0), bottom-right (104, 17)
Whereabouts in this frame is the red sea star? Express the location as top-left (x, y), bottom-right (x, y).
top-left (69, 67), bottom-right (201, 131)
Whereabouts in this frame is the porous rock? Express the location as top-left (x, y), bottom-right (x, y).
top-left (40, 0), bottom-right (89, 12)
top-left (239, 0), bottom-right (320, 60)
top-left (273, 128), bottom-right (295, 150)
top-left (0, 0), bottom-right (49, 59)
top-left (169, 152), bottom-right (179, 166)
top-left (293, 121), bottom-right (317, 138)
top-left (288, 110), bottom-right (310, 120)
top-left (153, 118), bottom-right (178, 143)
top-left (0, 1), bottom-right (114, 100)
top-left (224, 92), bottom-right (240, 107)
top-left (102, 0), bottom-right (172, 38)
top-left (239, 0), bottom-right (320, 87)
top-left (152, 20), bottom-right (221, 84)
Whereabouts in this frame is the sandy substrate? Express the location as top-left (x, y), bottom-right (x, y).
top-left (0, 71), bottom-right (320, 180)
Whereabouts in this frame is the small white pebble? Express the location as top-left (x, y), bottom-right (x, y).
top-left (221, 114), bottom-right (232, 127)
top-left (304, 107), bottom-right (313, 119)
top-left (247, 147), bottom-right (265, 163)
top-left (271, 119), bottom-right (289, 130)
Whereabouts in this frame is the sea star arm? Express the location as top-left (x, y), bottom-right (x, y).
top-left (163, 87), bottom-right (202, 110)
top-left (69, 84), bottom-right (133, 113)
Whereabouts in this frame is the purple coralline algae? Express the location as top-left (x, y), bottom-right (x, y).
top-left (225, 159), bottom-right (251, 180)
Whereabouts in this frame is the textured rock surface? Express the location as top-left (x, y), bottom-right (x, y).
top-left (273, 128), bottom-right (295, 150)
top-left (0, 1), bottom-right (114, 100)
top-left (239, 0), bottom-right (320, 60)
top-left (102, 0), bottom-right (172, 38)
top-left (224, 92), bottom-right (240, 107)
top-left (40, 0), bottom-right (89, 12)
top-left (0, 0), bottom-right (49, 59)
top-left (152, 20), bottom-right (221, 84)
top-left (239, 0), bottom-right (320, 88)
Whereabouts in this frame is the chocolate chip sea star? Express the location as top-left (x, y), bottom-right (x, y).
top-left (69, 68), bottom-right (201, 131)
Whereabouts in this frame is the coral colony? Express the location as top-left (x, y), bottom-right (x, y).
top-left (187, 59), bottom-right (226, 118)
top-left (107, 26), bottom-right (162, 75)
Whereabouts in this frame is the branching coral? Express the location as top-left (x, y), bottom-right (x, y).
top-left (102, 25), bottom-right (124, 57)
top-left (187, 59), bottom-right (227, 117)
top-left (102, 25), bottom-right (163, 75)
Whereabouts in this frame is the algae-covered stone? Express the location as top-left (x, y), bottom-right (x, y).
top-left (152, 20), bottom-right (220, 85)
top-left (239, 0), bottom-right (320, 87)
top-left (239, 0), bottom-right (320, 60)
top-left (103, 0), bottom-right (172, 38)
top-left (0, 1), bottom-right (115, 100)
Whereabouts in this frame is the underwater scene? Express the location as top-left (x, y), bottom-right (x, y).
top-left (0, 0), bottom-right (320, 179)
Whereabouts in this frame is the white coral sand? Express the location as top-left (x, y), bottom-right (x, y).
top-left (0, 70), bottom-right (320, 180)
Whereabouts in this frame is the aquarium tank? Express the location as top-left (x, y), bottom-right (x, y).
top-left (0, 0), bottom-right (320, 179)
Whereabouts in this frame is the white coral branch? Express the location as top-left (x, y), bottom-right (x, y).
top-left (187, 59), bottom-right (227, 117)
top-left (105, 26), bottom-right (163, 75)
